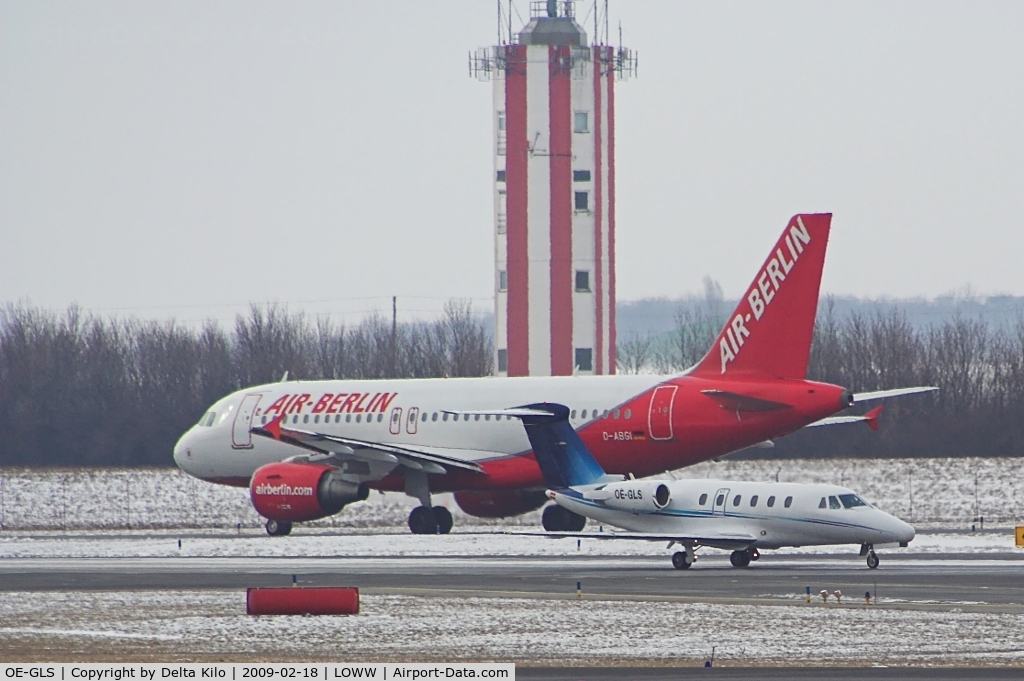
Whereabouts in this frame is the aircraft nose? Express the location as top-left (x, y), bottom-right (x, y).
top-left (173, 431), bottom-right (194, 471)
top-left (896, 517), bottom-right (916, 545)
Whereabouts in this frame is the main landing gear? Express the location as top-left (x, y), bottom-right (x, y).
top-left (408, 505), bottom-right (453, 535)
top-left (404, 469), bottom-right (452, 535)
top-left (729, 547), bottom-right (759, 568)
top-left (265, 519), bottom-right (292, 536)
top-left (542, 505), bottom-right (586, 532)
top-left (861, 543), bottom-right (880, 569)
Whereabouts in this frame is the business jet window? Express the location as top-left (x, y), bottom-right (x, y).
top-left (819, 497), bottom-right (827, 509)
top-left (732, 495), bottom-right (742, 506)
top-left (750, 495), bottom-right (759, 507)
top-left (784, 496), bottom-right (793, 508)
top-left (829, 496), bottom-right (842, 510)
top-left (716, 494), bottom-right (725, 506)
top-left (699, 493), bottom-right (708, 505)
top-left (839, 494), bottom-right (867, 509)
top-left (767, 495), bottom-right (776, 507)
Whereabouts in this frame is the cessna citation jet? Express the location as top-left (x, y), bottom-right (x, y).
top-left (517, 403), bottom-right (914, 570)
top-left (173, 213), bottom-right (935, 536)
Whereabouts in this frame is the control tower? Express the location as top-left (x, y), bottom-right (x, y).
top-left (472, 1), bottom-right (635, 376)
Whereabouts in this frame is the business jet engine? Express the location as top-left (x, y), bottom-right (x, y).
top-left (597, 481), bottom-right (672, 513)
top-left (250, 462), bottom-right (369, 523)
top-left (454, 489), bottom-right (548, 518)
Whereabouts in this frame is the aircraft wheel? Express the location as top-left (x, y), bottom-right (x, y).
top-left (265, 519), bottom-right (292, 536)
top-left (671, 551), bottom-right (691, 570)
top-left (542, 505), bottom-right (569, 532)
top-left (750, 548), bottom-right (760, 561)
top-left (566, 510), bottom-right (586, 532)
top-left (434, 506), bottom-right (453, 535)
top-left (408, 506), bottom-right (437, 534)
top-left (866, 551), bottom-right (880, 569)
top-left (730, 549), bottom-right (751, 568)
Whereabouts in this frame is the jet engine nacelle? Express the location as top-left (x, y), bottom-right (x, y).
top-left (598, 481), bottom-right (672, 513)
top-left (454, 489), bottom-right (548, 518)
top-left (250, 462), bottom-right (369, 523)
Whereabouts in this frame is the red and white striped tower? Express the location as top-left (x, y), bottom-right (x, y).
top-left (472, 1), bottom-right (635, 377)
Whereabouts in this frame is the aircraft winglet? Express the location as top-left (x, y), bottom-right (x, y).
top-left (863, 405), bottom-right (883, 432)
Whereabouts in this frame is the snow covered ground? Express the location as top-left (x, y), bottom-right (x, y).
top-left (1, 457), bottom-right (1022, 531)
top-left (1, 591), bottom-right (1022, 665)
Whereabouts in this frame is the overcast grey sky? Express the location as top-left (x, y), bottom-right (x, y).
top-left (2, 1), bottom-right (1022, 325)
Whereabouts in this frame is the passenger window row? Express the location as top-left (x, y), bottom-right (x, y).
top-left (698, 493), bottom-right (792, 509)
top-left (254, 408), bottom-right (636, 427)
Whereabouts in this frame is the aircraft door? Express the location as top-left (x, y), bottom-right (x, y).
top-left (712, 488), bottom-right (730, 516)
top-left (648, 385), bottom-right (677, 440)
top-left (231, 394), bottom-right (263, 449)
top-left (407, 407), bottom-right (420, 434)
top-left (390, 407), bottom-right (402, 435)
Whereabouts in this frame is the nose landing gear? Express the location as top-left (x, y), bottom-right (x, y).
top-left (860, 543), bottom-right (880, 569)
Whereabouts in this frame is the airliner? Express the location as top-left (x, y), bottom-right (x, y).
top-left (514, 402), bottom-right (914, 569)
top-left (172, 213), bottom-right (934, 536)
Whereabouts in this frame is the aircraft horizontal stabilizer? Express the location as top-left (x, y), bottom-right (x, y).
top-left (852, 386), bottom-right (937, 403)
top-left (806, 404), bottom-right (883, 430)
top-left (701, 390), bottom-right (793, 412)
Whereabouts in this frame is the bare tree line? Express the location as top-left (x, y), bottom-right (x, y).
top-left (0, 301), bottom-right (491, 467)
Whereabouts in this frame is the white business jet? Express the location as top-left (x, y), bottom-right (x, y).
top-left (498, 402), bottom-right (915, 569)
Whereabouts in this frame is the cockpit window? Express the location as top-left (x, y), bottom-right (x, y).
top-left (204, 412), bottom-right (216, 427)
top-left (839, 494), bottom-right (867, 509)
top-left (829, 495), bottom-right (842, 510)
top-left (819, 497), bottom-right (827, 509)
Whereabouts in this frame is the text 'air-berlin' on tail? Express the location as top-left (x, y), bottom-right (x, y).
top-left (691, 213), bottom-right (832, 380)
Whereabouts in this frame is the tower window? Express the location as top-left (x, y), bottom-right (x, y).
top-left (573, 111), bottom-right (589, 133)
top-left (498, 270), bottom-right (507, 292)
top-left (573, 170), bottom-right (591, 182)
top-left (574, 191), bottom-right (589, 211)
top-left (575, 348), bottom-right (593, 371)
top-left (496, 170), bottom-right (506, 182)
top-left (497, 349), bottom-right (508, 372)
top-left (575, 270), bottom-right (590, 292)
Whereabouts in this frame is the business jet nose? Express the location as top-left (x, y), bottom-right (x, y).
top-left (895, 518), bottom-right (916, 545)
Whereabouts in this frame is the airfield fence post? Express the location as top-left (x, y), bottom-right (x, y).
top-left (125, 473), bottom-right (130, 530)
top-left (1, 475), bottom-right (4, 531)
top-left (62, 474), bottom-right (67, 532)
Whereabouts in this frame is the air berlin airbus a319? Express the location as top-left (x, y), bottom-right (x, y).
top-left (173, 214), bottom-right (934, 536)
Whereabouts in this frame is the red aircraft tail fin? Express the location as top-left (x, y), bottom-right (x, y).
top-left (691, 213), bottom-right (832, 380)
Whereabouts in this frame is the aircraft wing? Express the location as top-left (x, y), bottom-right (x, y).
top-left (251, 415), bottom-right (484, 474)
top-left (509, 529), bottom-right (756, 550)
